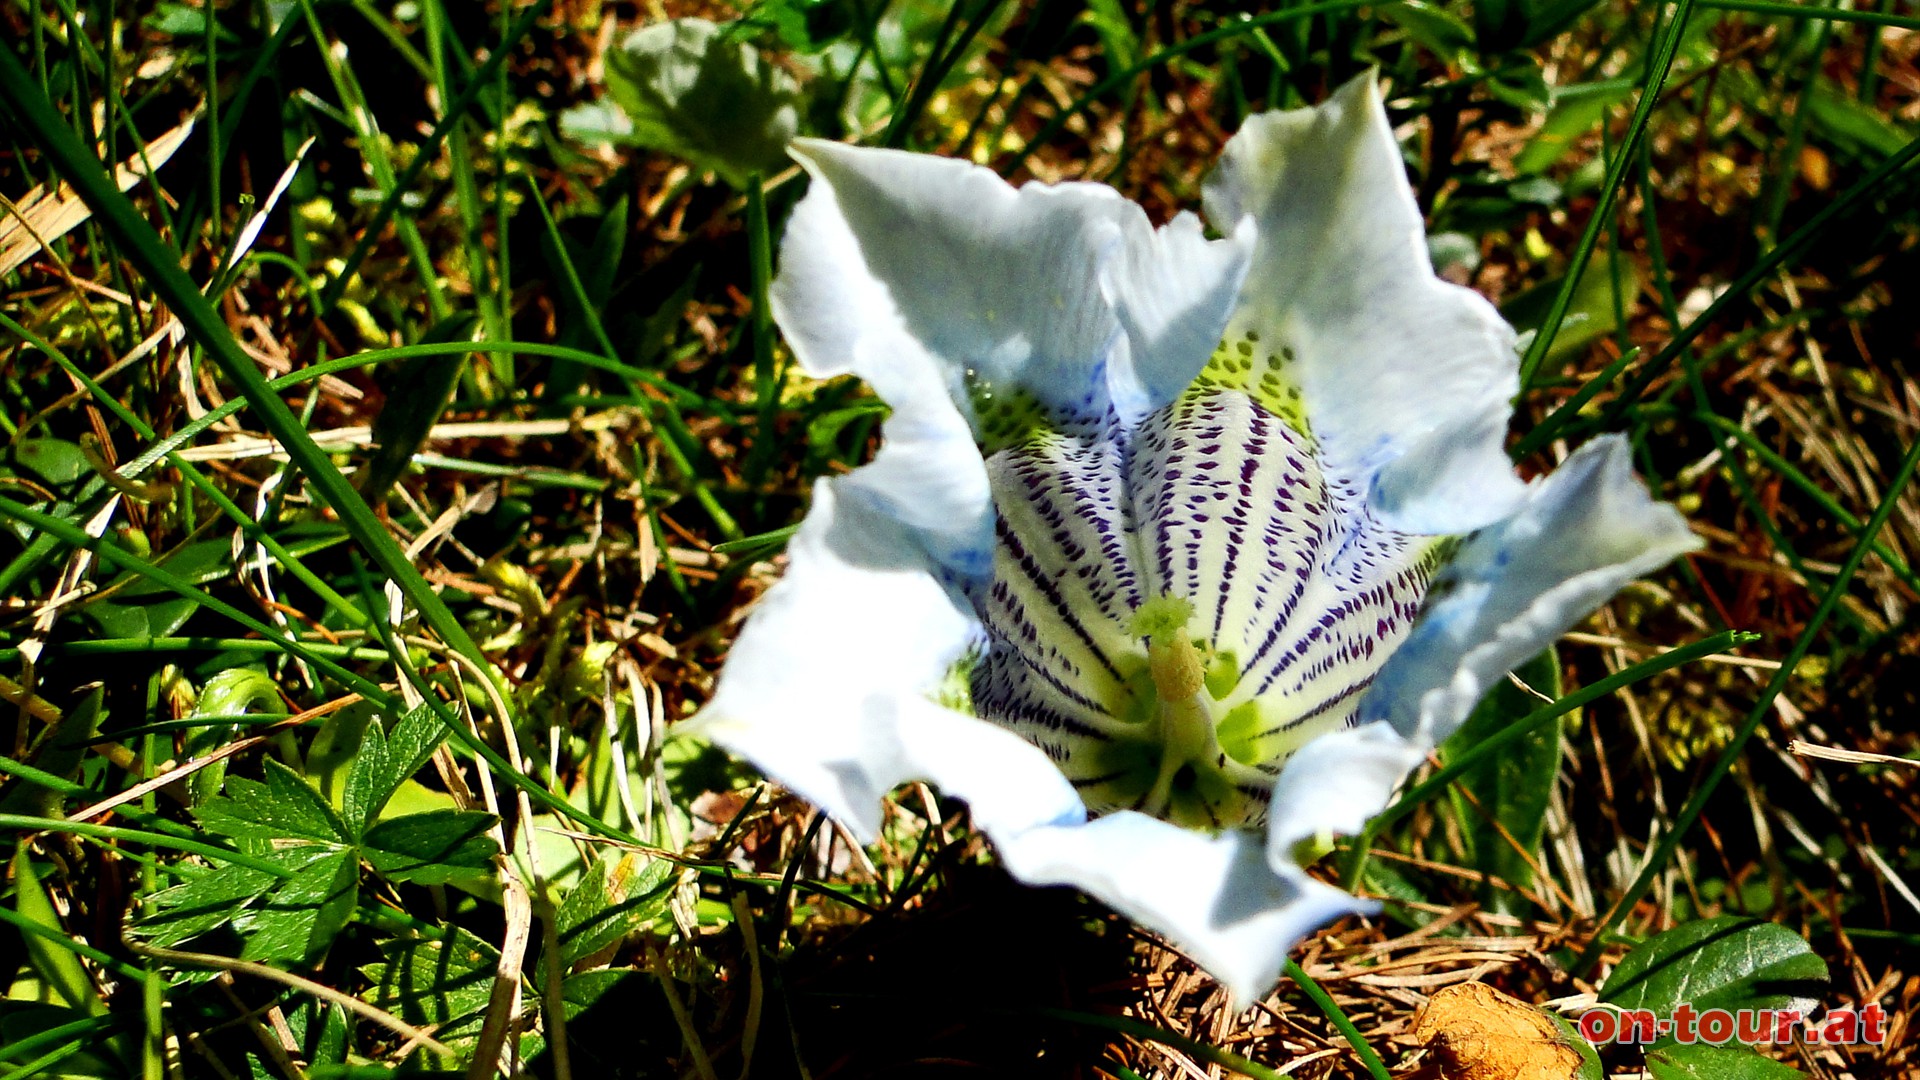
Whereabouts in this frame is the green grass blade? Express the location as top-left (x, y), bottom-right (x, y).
top-left (1284, 959), bottom-right (1392, 1080)
top-left (1699, 0), bottom-right (1920, 30)
top-left (1539, 130), bottom-right (1920, 444)
top-left (1574, 431), bottom-right (1920, 973)
top-left (1002, 1), bottom-right (1373, 173)
top-left (1346, 630), bottom-right (1755, 890)
top-left (0, 44), bottom-right (496, 697)
top-left (1517, 0), bottom-right (1696, 391)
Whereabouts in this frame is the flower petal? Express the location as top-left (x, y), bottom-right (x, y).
top-left (773, 138), bottom-right (1126, 425)
top-left (1263, 720), bottom-right (1429, 866)
top-left (1101, 210), bottom-right (1257, 420)
top-left (997, 812), bottom-right (1369, 1005)
top-left (689, 478), bottom-right (967, 836)
top-left (838, 333), bottom-right (998, 576)
top-left (1201, 73), bottom-right (1526, 535)
top-left (1357, 435), bottom-right (1702, 743)
top-left (773, 139), bottom-right (1256, 434)
top-left (892, 697), bottom-right (1088, 840)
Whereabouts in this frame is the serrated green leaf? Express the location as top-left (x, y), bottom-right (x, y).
top-left (362, 926), bottom-right (498, 1047)
top-left (198, 758), bottom-right (349, 847)
top-left (237, 848), bottom-right (357, 965)
top-left (341, 704), bottom-right (447, 838)
top-left (751, 0), bottom-right (859, 53)
top-left (362, 810), bottom-right (499, 885)
top-left (591, 17), bottom-right (801, 188)
top-left (1648, 1044), bottom-right (1803, 1080)
top-left (134, 847), bottom-right (328, 949)
top-left (552, 850), bottom-right (673, 973)
top-left (1601, 917), bottom-right (1829, 1033)
top-left (1440, 649), bottom-right (1562, 916)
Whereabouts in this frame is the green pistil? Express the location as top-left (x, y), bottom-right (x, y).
top-left (1128, 595), bottom-right (1232, 821)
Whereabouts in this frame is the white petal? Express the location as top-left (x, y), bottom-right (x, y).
top-left (1358, 435), bottom-right (1702, 743)
top-left (1202, 73), bottom-right (1526, 535)
top-left (1263, 721), bottom-right (1429, 867)
top-left (773, 139), bottom-right (1126, 424)
top-left (838, 335), bottom-right (997, 576)
top-left (892, 697), bottom-right (1087, 840)
top-left (997, 812), bottom-right (1369, 1005)
top-left (688, 478), bottom-right (974, 837)
top-left (1101, 210), bottom-right (1257, 421)
top-left (690, 477), bottom-right (1085, 842)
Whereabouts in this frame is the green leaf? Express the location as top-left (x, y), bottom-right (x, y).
top-left (1804, 79), bottom-right (1911, 160)
top-left (341, 704), bottom-right (447, 837)
top-left (1601, 917), bottom-right (1829, 1030)
top-left (193, 669), bottom-right (282, 718)
top-left (1553, 1011), bottom-right (1606, 1080)
top-left (237, 848), bottom-right (358, 965)
top-left (1083, 0), bottom-right (1141, 79)
top-left (1503, 253), bottom-right (1640, 369)
top-left (304, 699), bottom-right (379, 809)
top-left (1647, 1044), bottom-right (1804, 1080)
top-left (1514, 80), bottom-right (1635, 176)
top-left (11, 853), bottom-right (105, 1016)
top-left (135, 849), bottom-right (323, 949)
top-left (197, 757), bottom-right (350, 847)
top-left (551, 850), bottom-right (673, 972)
top-left (1440, 648), bottom-right (1562, 916)
top-left (541, 199), bottom-right (631, 404)
top-left (751, 0), bottom-right (860, 53)
top-left (522, 970), bottom-right (678, 1074)
top-left (361, 811), bottom-right (499, 885)
top-left (9, 438), bottom-right (89, 488)
top-left (0, 685), bottom-right (102, 818)
top-left (87, 537), bottom-right (232, 640)
top-left (587, 17), bottom-right (801, 188)
top-left (0, 1003), bottom-right (126, 1076)
top-left (360, 313), bottom-right (478, 505)
top-left (1382, 1), bottom-right (1477, 62)
top-left (184, 668), bottom-right (283, 805)
top-left (144, 1), bottom-right (240, 41)
top-left (362, 926), bottom-right (499, 1047)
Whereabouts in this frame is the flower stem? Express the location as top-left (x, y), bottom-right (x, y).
top-left (1284, 960), bottom-right (1392, 1080)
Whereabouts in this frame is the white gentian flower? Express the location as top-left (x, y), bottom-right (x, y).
top-left (690, 74), bottom-right (1699, 1004)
